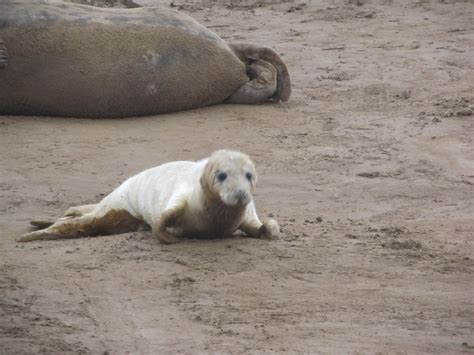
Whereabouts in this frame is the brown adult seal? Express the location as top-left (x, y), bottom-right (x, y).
top-left (0, 0), bottom-right (291, 118)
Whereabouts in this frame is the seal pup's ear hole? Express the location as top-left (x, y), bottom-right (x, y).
top-left (247, 165), bottom-right (258, 188)
top-left (200, 160), bottom-right (215, 192)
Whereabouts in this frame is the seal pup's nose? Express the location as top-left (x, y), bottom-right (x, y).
top-left (235, 189), bottom-right (248, 204)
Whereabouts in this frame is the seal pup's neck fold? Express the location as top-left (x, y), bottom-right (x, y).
top-left (198, 173), bottom-right (246, 236)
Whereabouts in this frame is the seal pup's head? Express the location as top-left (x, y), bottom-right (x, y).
top-left (200, 150), bottom-right (257, 207)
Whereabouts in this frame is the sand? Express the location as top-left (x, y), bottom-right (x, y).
top-left (1, 0), bottom-right (473, 353)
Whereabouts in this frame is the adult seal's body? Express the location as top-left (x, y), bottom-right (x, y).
top-left (0, 1), bottom-right (291, 118)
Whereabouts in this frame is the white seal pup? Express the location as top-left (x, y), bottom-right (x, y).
top-left (19, 150), bottom-right (280, 243)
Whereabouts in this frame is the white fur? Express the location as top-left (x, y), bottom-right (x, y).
top-left (96, 157), bottom-right (257, 225)
top-left (96, 160), bottom-right (208, 225)
top-left (19, 150), bottom-right (279, 243)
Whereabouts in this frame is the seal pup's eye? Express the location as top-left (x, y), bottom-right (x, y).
top-left (245, 172), bottom-right (253, 181)
top-left (217, 172), bottom-right (227, 182)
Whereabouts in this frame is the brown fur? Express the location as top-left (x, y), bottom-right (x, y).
top-left (0, 23), bottom-right (245, 117)
top-left (18, 209), bottom-right (144, 242)
top-left (0, 2), bottom-right (291, 117)
top-left (196, 156), bottom-right (251, 237)
top-left (225, 59), bottom-right (278, 105)
top-left (229, 43), bottom-right (292, 102)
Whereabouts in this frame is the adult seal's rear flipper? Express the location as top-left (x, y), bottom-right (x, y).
top-left (0, 40), bottom-right (8, 68)
top-left (225, 59), bottom-right (277, 104)
top-left (228, 43), bottom-right (291, 103)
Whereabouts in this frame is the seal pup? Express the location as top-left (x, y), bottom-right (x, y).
top-left (0, 1), bottom-right (291, 117)
top-left (18, 150), bottom-right (280, 243)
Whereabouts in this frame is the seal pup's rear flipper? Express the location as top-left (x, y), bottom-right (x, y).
top-left (29, 220), bottom-right (56, 229)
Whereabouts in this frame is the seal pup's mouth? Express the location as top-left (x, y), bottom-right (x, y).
top-left (219, 189), bottom-right (251, 207)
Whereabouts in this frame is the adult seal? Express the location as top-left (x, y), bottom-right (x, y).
top-left (0, 1), bottom-right (291, 118)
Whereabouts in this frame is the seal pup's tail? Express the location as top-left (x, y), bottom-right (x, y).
top-left (229, 43), bottom-right (291, 102)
